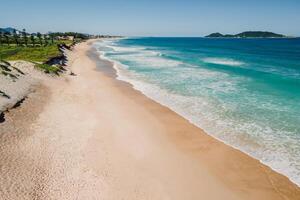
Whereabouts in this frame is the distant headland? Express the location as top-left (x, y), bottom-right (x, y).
top-left (205, 31), bottom-right (288, 38)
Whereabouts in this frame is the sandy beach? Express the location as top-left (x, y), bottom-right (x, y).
top-left (0, 40), bottom-right (299, 200)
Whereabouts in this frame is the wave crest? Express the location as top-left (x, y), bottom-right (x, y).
top-left (203, 57), bottom-right (244, 66)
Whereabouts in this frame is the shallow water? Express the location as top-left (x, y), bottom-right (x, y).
top-left (93, 37), bottom-right (300, 185)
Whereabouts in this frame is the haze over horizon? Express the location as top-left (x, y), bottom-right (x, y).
top-left (1, 0), bottom-right (300, 37)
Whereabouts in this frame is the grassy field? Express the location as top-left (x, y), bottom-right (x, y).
top-left (0, 40), bottom-right (74, 74)
top-left (0, 45), bottom-right (61, 62)
top-left (0, 40), bottom-right (73, 62)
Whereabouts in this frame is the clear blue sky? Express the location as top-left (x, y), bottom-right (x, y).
top-left (1, 0), bottom-right (300, 36)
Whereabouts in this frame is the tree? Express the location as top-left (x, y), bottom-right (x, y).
top-left (22, 28), bottom-right (28, 46)
top-left (4, 33), bottom-right (9, 46)
top-left (37, 32), bottom-right (42, 45)
top-left (13, 30), bottom-right (19, 46)
top-left (0, 32), bottom-right (3, 46)
top-left (44, 35), bottom-right (48, 46)
top-left (30, 34), bottom-right (35, 47)
top-left (50, 34), bottom-right (54, 44)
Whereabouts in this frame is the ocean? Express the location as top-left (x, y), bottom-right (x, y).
top-left (93, 37), bottom-right (300, 185)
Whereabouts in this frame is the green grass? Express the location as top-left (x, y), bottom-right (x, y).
top-left (0, 40), bottom-right (73, 62)
top-left (0, 45), bottom-right (61, 62)
top-left (34, 63), bottom-right (62, 75)
top-left (0, 40), bottom-right (75, 75)
top-left (58, 39), bottom-right (74, 45)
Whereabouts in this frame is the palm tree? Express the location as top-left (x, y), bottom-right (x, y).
top-left (22, 28), bottom-right (28, 46)
top-left (4, 33), bottom-right (9, 46)
top-left (44, 35), bottom-right (48, 46)
top-left (13, 30), bottom-right (19, 46)
top-left (37, 32), bottom-right (42, 46)
top-left (0, 32), bottom-right (3, 46)
top-left (50, 34), bottom-right (54, 44)
top-left (30, 34), bottom-right (35, 47)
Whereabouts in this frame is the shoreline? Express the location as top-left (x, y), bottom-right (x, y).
top-left (86, 40), bottom-right (300, 198)
top-left (0, 39), bottom-right (299, 199)
top-left (91, 39), bottom-right (300, 187)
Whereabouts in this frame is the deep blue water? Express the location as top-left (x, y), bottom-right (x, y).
top-left (94, 37), bottom-right (300, 185)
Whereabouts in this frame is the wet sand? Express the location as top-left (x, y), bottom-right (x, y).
top-left (0, 40), bottom-right (299, 200)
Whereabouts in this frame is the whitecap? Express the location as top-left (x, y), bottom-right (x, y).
top-left (93, 39), bottom-right (300, 186)
top-left (203, 57), bottom-right (244, 66)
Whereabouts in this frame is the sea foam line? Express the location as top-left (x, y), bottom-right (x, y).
top-left (93, 40), bottom-right (300, 187)
top-left (203, 57), bottom-right (244, 66)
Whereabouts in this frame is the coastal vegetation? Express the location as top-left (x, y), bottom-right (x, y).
top-left (0, 45), bottom-right (62, 62)
top-left (205, 31), bottom-right (286, 38)
top-left (34, 63), bottom-right (63, 75)
top-left (0, 27), bottom-right (89, 74)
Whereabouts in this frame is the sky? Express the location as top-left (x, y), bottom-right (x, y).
top-left (1, 0), bottom-right (300, 37)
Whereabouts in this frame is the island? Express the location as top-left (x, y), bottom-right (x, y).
top-left (205, 31), bottom-right (286, 38)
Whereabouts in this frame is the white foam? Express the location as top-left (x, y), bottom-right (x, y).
top-left (115, 70), bottom-right (300, 186)
top-left (95, 40), bottom-right (182, 68)
top-left (93, 40), bottom-right (300, 186)
top-left (203, 57), bottom-right (244, 66)
top-left (116, 54), bottom-right (182, 68)
top-left (106, 45), bottom-right (145, 53)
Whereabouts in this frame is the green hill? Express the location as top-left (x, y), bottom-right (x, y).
top-left (205, 31), bottom-right (286, 38)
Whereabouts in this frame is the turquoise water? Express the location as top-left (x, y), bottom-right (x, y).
top-left (94, 37), bottom-right (300, 185)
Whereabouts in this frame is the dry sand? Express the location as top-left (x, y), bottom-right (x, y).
top-left (0, 40), bottom-right (299, 200)
top-left (0, 61), bottom-right (44, 115)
